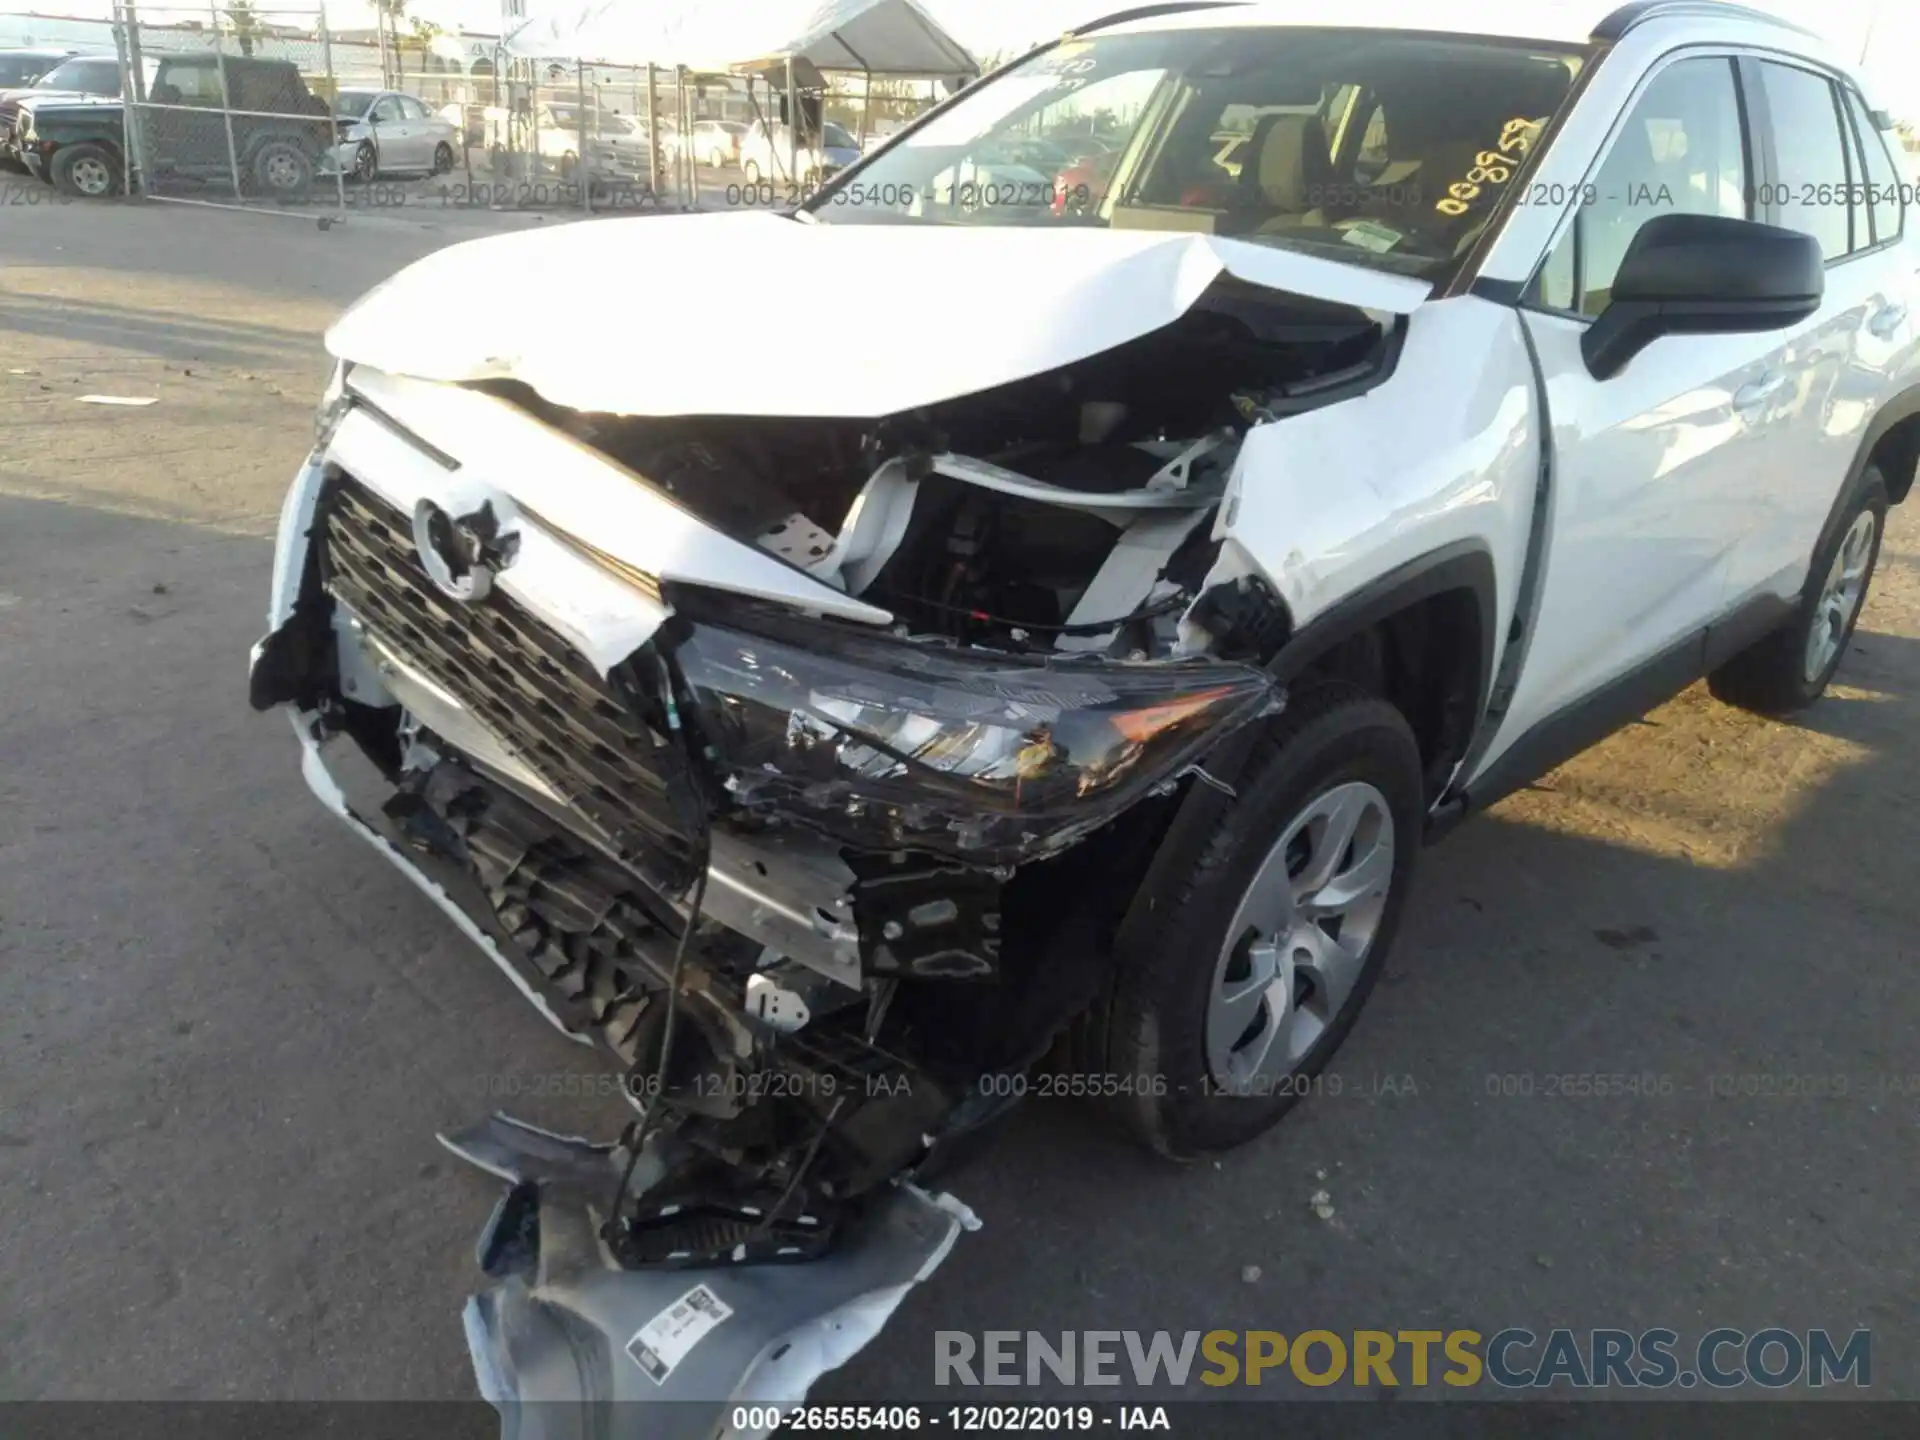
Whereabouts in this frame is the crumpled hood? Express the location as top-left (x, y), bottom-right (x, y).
top-left (325, 210), bottom-right (1431, 419)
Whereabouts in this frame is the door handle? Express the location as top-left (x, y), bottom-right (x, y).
top-left (1869, 303), bottom-right (1907, 339)
top-left (1732, 373), bottom-right (1787, 416)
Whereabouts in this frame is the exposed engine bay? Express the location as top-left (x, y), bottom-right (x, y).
top-left (251, 277), bottom-right (1393, 1421)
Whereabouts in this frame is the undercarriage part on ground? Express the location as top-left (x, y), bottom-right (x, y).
top-left (446, 1114), bottom-right (977, 1431)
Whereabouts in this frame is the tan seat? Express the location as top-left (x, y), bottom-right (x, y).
top-left (1240, 112), bottom-right (1334, 231)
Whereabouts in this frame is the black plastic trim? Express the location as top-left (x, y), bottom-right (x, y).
top-left (1071, 1), bottom-right (1243, 34)
top-left (1591, 1), bottom-right (1815, 42)
top-left (1451, 590), bottom-right (1793, 823)
top-left (1841, 384), bottom-right (1920, 508)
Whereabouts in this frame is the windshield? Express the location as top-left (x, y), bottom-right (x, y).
top-left (333, 90), bottom-right (379, 118)
top-left (823, 121), bottom-right (856, 150)
top-left (33, 57), bottom-right (120, 94)
top-left (0, 54), bottom-right (59, 87)
top-left (807, 26), bottom-right (1583, 282)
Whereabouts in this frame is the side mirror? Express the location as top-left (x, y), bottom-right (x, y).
top-left (1582, 213), bottom-right (1823, 379)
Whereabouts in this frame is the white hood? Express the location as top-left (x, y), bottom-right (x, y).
top-left (325, 211), bottom-right (1430, 419)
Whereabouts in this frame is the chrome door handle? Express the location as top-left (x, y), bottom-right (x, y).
top-left (1733, 373), bottom-right (1787, 415)
top-left (1869, 304), bottom-right (1907, 339)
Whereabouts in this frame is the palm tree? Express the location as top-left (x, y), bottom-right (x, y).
top-left (225, 0), bottom-right (260, 57)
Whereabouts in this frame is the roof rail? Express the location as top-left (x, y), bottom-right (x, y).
top-left (1592, 1), bottom-right (1818, 42)
top-left (1070, 2), bottom-right (1245, 38)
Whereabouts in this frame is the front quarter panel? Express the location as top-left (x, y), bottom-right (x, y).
top-left (1211, 294), bottom-right (1540, 683)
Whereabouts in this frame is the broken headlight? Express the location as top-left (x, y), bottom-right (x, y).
top-left (671, 610), bottom-right (1278, 862)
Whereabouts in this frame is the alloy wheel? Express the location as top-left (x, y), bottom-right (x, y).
top-left (1204, 781), bottom-right (1395, 1093)
top-left (71, 156), bottom-right (113, 195)
top-left (1804, 510), bottom-right (1878, 682)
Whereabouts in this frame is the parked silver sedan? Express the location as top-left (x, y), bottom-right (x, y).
top-left (331, 89), bottom-right (459, 180)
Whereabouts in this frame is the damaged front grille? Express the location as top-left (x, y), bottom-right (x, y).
top-left (319, 474), bottom-right (697, 887)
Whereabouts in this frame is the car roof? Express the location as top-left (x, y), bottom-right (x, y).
top-left (158, 50), bottom-right (299, 67)
top-left (1, 48), bottom-right (76, 58)
top-left (1079, 0), bottom-right (1814, 48)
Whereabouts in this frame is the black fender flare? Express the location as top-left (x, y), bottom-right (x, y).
top-left (1832, 382), bottom-right (1920, 517)
top-left (1267, 541), bottom-right (1498, 715)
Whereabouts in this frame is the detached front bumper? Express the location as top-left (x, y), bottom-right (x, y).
top-left (449, 1114), bottom-right (975, 1438)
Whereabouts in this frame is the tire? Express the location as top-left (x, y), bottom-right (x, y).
top-left (432, 142), bottom-right (454, 175)
top-left (252, 140), bottom-right (313, 199)
top-left (1708, 467), bottom-right (1888, 716)
top-left (351, 140), bottom-right (377, 183)
top-left (50, 142), bottom-right (122, 198)
top-left (559, 150), bottom-right (577, 182)
top-left (742, 158), bottom-right (760, 186)
top-left (1104, 682), bottom-right (1425, 1159)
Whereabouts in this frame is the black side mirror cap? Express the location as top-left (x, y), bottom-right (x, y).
top-left (1582, 212), bottom-right (1823, 380)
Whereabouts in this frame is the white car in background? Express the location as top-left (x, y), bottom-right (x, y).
top-left (332, 89), bottom-right (459, 180)
top-left (691, 118), bottom-right (746, 167)
top-left (738, 118), bottom-right (861, 185)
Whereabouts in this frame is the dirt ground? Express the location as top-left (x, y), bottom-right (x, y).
top-left (2, 197), bottom-right (1917, 1411)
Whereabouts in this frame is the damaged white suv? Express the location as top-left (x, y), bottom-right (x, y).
top-left (254, 0), bottom-right (1917, 1416)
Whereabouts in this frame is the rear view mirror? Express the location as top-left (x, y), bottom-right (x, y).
top-left (1582, 213), bottom-right (1823, 379)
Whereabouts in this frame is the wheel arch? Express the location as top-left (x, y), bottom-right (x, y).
top-left (1853, 389), bottom-right (1920, 508)
top-left (1110, 541), bottom-right (1496, 971)
top-left (1273, 542), bottom-right (1498, 799)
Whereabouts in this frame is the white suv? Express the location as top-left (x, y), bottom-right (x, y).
top-left (254, 0), bottom-right (1916, 1412)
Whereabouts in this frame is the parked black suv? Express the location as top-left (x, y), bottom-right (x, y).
top-left (12, 51), bottom-right (330, 199)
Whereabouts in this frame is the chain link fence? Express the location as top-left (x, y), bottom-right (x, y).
top-left (80, 5), bottom-right (951, 218)
top-left (111, 1), bottom-right (349, 215)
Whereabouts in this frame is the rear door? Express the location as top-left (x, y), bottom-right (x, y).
top-left (1721, 58), bottom-right (1898, 606)
top-left (398, 95), bottom-right (439, 165)
top-left (369, 93), bottom-right (410, 168)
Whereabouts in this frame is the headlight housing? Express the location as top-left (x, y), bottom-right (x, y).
top-left (671, 605), bottom-right (1278, 864)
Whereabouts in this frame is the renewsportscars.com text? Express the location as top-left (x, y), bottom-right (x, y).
top-left (935, 1328), bottom-right (1871, 1390)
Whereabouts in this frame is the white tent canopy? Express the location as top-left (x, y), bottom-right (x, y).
top-left (502, 0), bottom-right (979, 78)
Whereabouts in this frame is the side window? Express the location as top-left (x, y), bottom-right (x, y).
top-left (371, 96), bottom-right (404, 124)
top-left (158, 62), bottom-right (226, 106)
top-left (1533, 57), bottom-right (1747, 316)
top-left (1841, 86), bottom-right (1903, 246)
top-left (398, 96), bottom-right (428, 121)
top-left (1754, 63), bottom-right (1851, 260)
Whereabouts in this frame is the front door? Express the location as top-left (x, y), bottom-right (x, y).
top-left (1478, 54), bottom-right (1777, 769)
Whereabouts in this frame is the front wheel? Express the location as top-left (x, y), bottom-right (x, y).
top-left (1104, 682), bottom-right (1425, 1158)
top-left (50, 142), bottom-right (122, 198)
top-left (432, 142), bottom-right (455, 175)
top-left (1709, 467), bottom-right (1887, 715)
top-left (351, 140), bottom-right (377, 182)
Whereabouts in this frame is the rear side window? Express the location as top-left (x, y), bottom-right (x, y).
top-left (1841, 86), bottom-right (1903, 246)
top-left (1753, 62), bottom-right (1852, 260)
top-left (158, 62), bottom-right (227, 106)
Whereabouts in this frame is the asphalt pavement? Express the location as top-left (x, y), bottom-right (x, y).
top-left (2, 195), bottom-right (1917, 1417)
